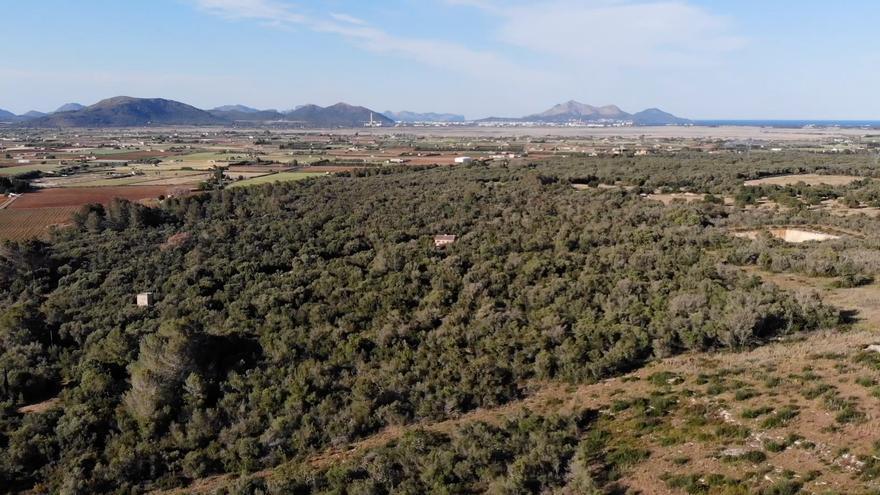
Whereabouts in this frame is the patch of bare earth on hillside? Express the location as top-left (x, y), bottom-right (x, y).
top-left (16, 397), bottom-right (61, 414)
top-left (619, 327), bottom-right (880, 494)
top-left (646, 192), bottom-right (735, 206)
top-left (744, 174), bottom-right (864, 187)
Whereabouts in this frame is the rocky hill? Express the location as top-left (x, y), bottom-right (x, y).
top-left (23, 97), bottom-right (228, 127)
top-left (284, 102), bottom-right (393, 127)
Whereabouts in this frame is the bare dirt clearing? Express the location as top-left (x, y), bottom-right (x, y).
top-left (744, 174), bottom-right (865, 187)
top-left (821, 199), bottom-right (880, 218)
top-left (17, 398), bottom-right (61, 414)
top-left (647, 192), bottom-right (735, 205)
top-left (733, 228), bottom-right (841, 243)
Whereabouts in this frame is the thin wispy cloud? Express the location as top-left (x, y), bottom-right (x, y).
top-left (329, 12), bottom-right (367, 26)
top-left (191, 0), bottom-right (551, 84)
top-left (447, 0), bottom-right (745, 68)
top-left (194, 0), bottom-right (305, 23)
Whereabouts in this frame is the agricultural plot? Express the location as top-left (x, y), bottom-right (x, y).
top-left (93, 170), bottom-right (207, 187)
top-left (85, 148), bottom-right (148, 156)
top-left (0, 163), bottom-right (64, 176)
top-left (90, 150), bottom-right (181, 160)
top-left (0, 207), bottom-right (78, 241)
top-left (138, 173), bottom-right (212, 186)
top-left (8, 185), bottom-right (175, 208)
top-left (165, 151), bottom-right (254, 167)
top-left (228, 171), bottom-right (326, 188)
top-left (297, 164), bottom-right (363, 173)
top-left (55, 176), bottom-right (158, 188)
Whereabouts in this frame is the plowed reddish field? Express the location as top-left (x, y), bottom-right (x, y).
top-left (0, 207), bottom-right (78, 241)
top-left (9, 186), bottom-right (175, 209)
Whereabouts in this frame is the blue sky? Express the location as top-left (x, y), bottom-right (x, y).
top-left (1, 0), bottom-right (879, 119)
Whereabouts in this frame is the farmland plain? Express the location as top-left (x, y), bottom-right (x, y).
top-left (4, 125), bottom-right (880, 494)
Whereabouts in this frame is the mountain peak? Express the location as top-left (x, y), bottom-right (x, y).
top-left (384, 110), bottom-right (466, 122)
top-left (22, 96), bottom-right (226, 127)
top-left (55, 103), bottom-right (85, 113)
top-left (285, 103), bottom-right (393, 127)
top-left (597, 104), bottom-right (624, 116)
top-left (501, 101), bottom-right (689, 125)
top-left (92, 96), bottom-right (139, 107)
top-left (631, 108), bottom-right (692, 125)
top-left (527, 100), bottom-right (628, 121)
top-left (327, 102), bottom-right (358, 110)
top-left (212, 104), bottom-right (260, 113)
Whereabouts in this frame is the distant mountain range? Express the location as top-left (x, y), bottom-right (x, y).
top-left (206, 103), bottom-right (397, 127)
top-left (384, 111), bottom-right (466, 123)
top-left (0, 102), bottom-right (88, 122)
top-left (483, 100), bottom-right (691, 125)
top-left (1, 97), bottom-right (691, 127)
top-left (9, 98), bottom-right (395, 128)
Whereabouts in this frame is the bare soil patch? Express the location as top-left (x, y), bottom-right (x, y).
top-left (821, 199), bottom-right (880, 218)
top-left (744, 174), bottom-right (864, 187)
top-left (647, 192), bottom-right (733, 205)
top-left (17, 398), bottom-right (61, 414)
top-left (733, 227), bottom-right (841, 243)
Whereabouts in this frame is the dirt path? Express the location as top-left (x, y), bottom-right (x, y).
top-left (0, 194), bottom-right (19, 209)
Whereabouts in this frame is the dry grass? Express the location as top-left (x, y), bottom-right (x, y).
top-left (744, 174), bottom-right (864, 187)
top-left (17, 398), bottom-right (61, 414)
top-left (821, 199), bottom-right (880, 218)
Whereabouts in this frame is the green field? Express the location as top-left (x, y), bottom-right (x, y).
top-left (85, 148), bottom-right (145, 156)
top-left (172, 151), bottom-right (248, 163)
top-left (0, 163), bottom-right (63, 176)
top-left (228, 171), bottom-right (326, 188)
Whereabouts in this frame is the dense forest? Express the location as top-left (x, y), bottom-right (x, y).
top-left (1, 154), bottom-right (868, 493)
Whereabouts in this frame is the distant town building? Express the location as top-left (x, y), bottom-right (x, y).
top-left (454, 156), bottom-right (473, 164)
top-left (136, 292), bottom-right (155, 307)
top-left (433, 235), bottom-right (457, 247)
